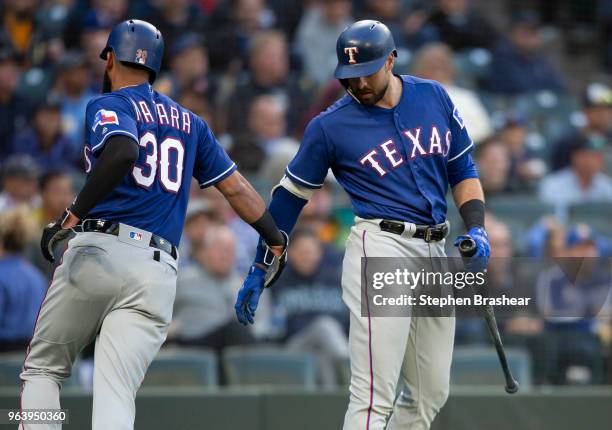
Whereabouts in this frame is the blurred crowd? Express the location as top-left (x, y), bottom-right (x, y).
top-left (1, 0), bottom-right (612, 387)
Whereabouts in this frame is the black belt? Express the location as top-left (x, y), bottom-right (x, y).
top-left (379, 220), bottom-right (449, 242)
top-left (74, 219), bottom-right (178, 260)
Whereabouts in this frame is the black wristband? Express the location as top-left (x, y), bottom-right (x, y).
top-left (251, 211), bottom-right (284, 246)
top-left (459, 199), bottom-right (485, 230)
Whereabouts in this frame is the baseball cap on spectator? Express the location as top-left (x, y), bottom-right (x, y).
top-left (2, 155), bottom-right (40, 181)
top-left (170, 34), bottom-right (205, 59)
top-left (569, 134), bottom-right (606, 155)
top-left (186, 198), bottom-right (216, 221)
top-left (56, 51), bottom-right (87, 72)
top-left (583, 82), bottom-right (612, 108)
top-left (510, 10), bottom-right (540, 28)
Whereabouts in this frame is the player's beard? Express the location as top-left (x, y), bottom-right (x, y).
top-left (352, 80), bottom-right (389, 106)
top-left (102, 71), bottom-right (112, 93)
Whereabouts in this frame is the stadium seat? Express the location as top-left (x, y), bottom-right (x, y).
top-left (487, 195), bottom-right (554, 227)
top-left (0, 354), bottom-right (23, 387)
top-left (568, 202), bottom-right (612, 237)
top-left (141, 347), bottom-right (218, 388)
top-left (0, 354), bottom-right (87, 389)
top-left (451, 346), bottom-right (532, 389)
top-left (222, 346), bottom-right (318, 389)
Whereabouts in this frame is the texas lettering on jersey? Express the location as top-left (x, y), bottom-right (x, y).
top-left (286, 75), bottom-right (478, 225)
top-left (359, 126), bottom-right (452, 177)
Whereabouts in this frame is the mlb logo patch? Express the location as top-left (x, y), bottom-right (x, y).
top-left (92, 109), bottom-right (119, 131)
top-left (129, 231), bottom-right (143, 241)
top-left (453, 107), bottom-right (465, 129)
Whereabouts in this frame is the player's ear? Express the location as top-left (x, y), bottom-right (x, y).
top-left (385, 53), bottom-right (394, 71)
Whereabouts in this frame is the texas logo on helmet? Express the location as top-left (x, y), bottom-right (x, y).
top-left (92, 109), bottom-right (119, 131)
top-left (344, 47), bottom-right (359, 64)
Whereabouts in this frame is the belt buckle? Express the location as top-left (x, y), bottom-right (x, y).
top-left (424, 228), bottom-right (433, 243)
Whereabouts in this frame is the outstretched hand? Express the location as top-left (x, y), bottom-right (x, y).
top-left (234, 265), bottom-right (267, 325)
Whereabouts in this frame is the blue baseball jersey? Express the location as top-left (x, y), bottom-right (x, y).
top-left (83, 83), bottom-right (236, 246)
top-left (286, 75), bottom-right (478, 225)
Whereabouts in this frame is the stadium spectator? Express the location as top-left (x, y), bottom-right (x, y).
top-left (147, 0), bottom-right (206, 69)
top-left (535, 224), bottom-right (608, 384)
top-left (411, 42), bottom-right (493, 143)
top-left (539, 135), bottom-right (612, 218)
top-left (170, 225), bottom-right (255, 351)
top-left (224, 30), bottom-right (312, 137)
top-left (26, 171), bottom-right (74, 279)
top-left (0, 205), bottom-right (47, 353)
top-left (271, 228), bottom-right (348, 386)
top-left (1, 0), bottom-right (38, 63)
top-left (156, 34), bottom-right (210, 100)
top-left (294, 0), bottom-right (353, 85)
top-left (486, 11), bottom-right (565, 94)
top-left (473, 138), bottom-right (512, 195)
top-left (229, 94), bottom-right (298, 174)
top-left (51, 51), bottom-right (96, 153)
top-left (178, 198), bottom-right (221, 265)
top-left (80, 23), bottom-right (111, 93)
top-left (0, 155), bottom-right (40, 212)
top-left (0, 47), bottom-right (31, 159)
top-left (9, 97), bottom-right (80, 172)
top-left (423, 0), bottom-right (498, 51)
top-left (496, 112), bottom-right (548, 188)
top-left (552, 82), bottom-right (612, 171)
top-left (206, 0), bottom-right (276, 73)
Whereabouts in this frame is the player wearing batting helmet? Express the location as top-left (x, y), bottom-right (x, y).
top-left (235, 20), bottom-right (490, 429)
top-left (20, 19), bottom-right (286, 429)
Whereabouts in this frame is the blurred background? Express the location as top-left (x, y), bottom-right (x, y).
top-left (0, 0), bottom-right (611, 428)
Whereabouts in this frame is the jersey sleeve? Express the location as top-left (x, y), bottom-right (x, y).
top-left (434, 83), bottom-right (479, 186)
top-left (285, 117), bottom-right (332, 189)
top-left (85, 95), bottom-right (138, 154)
top-left (193, 119), bottom-right (237, 188)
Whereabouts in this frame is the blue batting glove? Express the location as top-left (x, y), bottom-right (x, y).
top-left (454, 226), bottom-right (490, 272)
top-left (235, 265), bottom-right (266, 326)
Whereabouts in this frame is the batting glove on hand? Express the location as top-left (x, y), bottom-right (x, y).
top-left (235, 265), bottom-right (266, 325)
top-left (454, 226), bottom-right (490, 273)
top-left (40, 209), bottom-right (74, 263)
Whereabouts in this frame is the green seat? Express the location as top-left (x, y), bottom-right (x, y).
top-left (0, 353), bottom-right (85, 389)
top-left (568, 202), bottom-right (612, 238)
top-left (451, 346), bottom-right (532, 389)
top-left (222, 346), bottom-right (318, 389)
top-left (0, 354), bottom-right (23, 387)
top-left (141, 348), bottom-right (218, 388)
top-left (487, 195), bottom-right (554, 227)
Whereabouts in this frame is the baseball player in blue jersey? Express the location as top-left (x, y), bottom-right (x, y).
top-left (235, 20), bottom-right (490, 429)
top-left (19, 20), bottom-right (286, 430)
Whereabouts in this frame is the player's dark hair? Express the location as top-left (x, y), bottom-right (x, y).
top-left (39, 170), bottom-right (69, 191)
top-left (290, 227), bottom-right (319, 243)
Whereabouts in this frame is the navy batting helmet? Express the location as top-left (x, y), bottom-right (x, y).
top-left (334, 20), bottom-right (397, 80)
top-left (100, 19), bottom-right (164, 83)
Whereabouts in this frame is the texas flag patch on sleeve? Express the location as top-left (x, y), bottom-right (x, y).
top-left (92, 109), bottom-right (119, 131)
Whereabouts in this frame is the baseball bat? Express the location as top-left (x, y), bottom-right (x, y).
top-left (458, 237), bottom-right (519, 394)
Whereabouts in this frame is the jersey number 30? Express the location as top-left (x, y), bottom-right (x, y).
top-left (132, 132), bottom-right (185, 193)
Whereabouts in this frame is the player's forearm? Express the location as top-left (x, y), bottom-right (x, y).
top-left (452, 178), bottom-right (485, 229)
top-left (70, 135), bottom-right (140, 220)
top-left (217, 171), bottom-right (267, 223)
top-left (452, 178), bottom-right (484, 207)
top-left (217, 171), bottom-right (284, 246)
